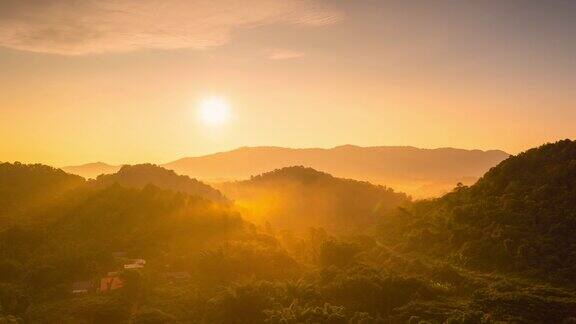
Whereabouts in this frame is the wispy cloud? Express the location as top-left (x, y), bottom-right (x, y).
top-left (266, 49), bottom-right (306, 60)
top-left (0, 0), bottom-right (343, 55)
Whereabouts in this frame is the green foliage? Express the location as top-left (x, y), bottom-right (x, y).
top-left (131, 307), bottom-right (176, 324)
top-left (319, 266), bottom-right (438, 315)
top-left (0, 162), bottom-right (84, 221)
top-left (265, 302), bottom-right (347, 324)
top-left (195, 237), bottom-right (301, 284)
top-left (380, 140), bottom-right (576, 283)
top-left (93, 164), bottom-right (228, 203)
top-left (206, 282), bottom-right (277, 323)
top-left (319, 241), bottom-right (360, 268)
top-left (2, 142), bottom-right (576, 323)
top-left (472, 287), bottom-right (576, 323)
top-left (0, 315), bottom-right (23, 323)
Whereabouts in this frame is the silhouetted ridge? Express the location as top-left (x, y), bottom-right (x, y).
top-left (92, 164), bottom-right (228, 203)
top-left (0, 162), bottom-right (85, 218)
top-left (473, 139), bottom-right (576, 195)
top-left (248, 166), bottom-right (334, 183)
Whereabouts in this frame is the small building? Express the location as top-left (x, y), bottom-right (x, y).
top-left (99, 275), bottom-right (123, 292)
top-left (72, 281), bottom-right (92, 294)
top-left (124, 259), bottom-right (146, 270)
top-left (124, 263), bottom-right (144, 270)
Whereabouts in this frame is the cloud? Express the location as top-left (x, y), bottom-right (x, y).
top-left (266, 49), bottom-right (306, 60)
top-left (0, 0), bottom-right (342, 55)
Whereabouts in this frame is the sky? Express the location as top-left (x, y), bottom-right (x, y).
top-left (0, 0), bottom-right (575, 166)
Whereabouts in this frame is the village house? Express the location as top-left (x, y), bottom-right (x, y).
top-left (99, 272), bottom-right (123, 292)
top-left (123, 258), bottom-right (146, 270)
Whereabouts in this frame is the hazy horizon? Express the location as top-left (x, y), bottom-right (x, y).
top-left (2, 0), bottom-right (575, 166)
top-left (55, 143), bottom-right (509, 168)
top-left (58, 144), bottom-right (510, 198)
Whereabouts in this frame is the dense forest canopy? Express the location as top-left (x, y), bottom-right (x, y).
top-left (1, 141), bottom-right (576, 323)
top-left (379, 140), bottom-right (576, 284)
top-left (0, 162), bottom-right (85, 224)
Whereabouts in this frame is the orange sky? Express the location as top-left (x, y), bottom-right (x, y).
top-left (0, 0), bottom-right (575, 166)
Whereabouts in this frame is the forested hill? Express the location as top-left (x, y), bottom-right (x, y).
top-left (91, 164), bottom-right (228, 204)
top-left (0, 162), bottom-right (85, 221)
top-left (380, 139), bottom-right (576, 284)
top-left (219, 166), bottom-right (409, 232)
top-left (2, 144), bottom-right (576, 322)
top-left (0, 163), bottom-right (294, 322)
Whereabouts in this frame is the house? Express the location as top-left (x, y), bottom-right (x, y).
top-left (124, 263), bottom-right (144, 270)
top-left (123, 258), bottom-right (146, 270)
top-left (131, 258), bottom-right (146, 265)
top-left (99, 275), bottom-right (123, 292)
top-left (72, 281), bottom-right (92, 294)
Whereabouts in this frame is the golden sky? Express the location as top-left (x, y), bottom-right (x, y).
top-left (0, 0), bottom-right (575, 166)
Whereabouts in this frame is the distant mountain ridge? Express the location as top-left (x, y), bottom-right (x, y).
top-left (62, 145), bottom-right (509, 197)
top-left (62, 162), bottom-right (121, 179)
top-left (165, 145), bottom-right (509, 197)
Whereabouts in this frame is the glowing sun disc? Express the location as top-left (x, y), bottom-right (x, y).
top-left (198, 96), bottom-right (231, 126)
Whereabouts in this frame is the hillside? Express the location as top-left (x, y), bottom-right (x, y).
top-left (164, 145), bottom-right (509, 198)
top-left (219, 166), bottom-right (409, 232)
top-left (62, 162), bottom-right (121, 179)
top-left (379, 139), bottom-right (576, 284)
top-left (91, 164), bottom-right (228, 204)
top-left (0, 162), bottom-right (85, 222)
top-left (2, 144), bottom-right (576, 323)
top-left (0, 163), bottom-right (300, 322)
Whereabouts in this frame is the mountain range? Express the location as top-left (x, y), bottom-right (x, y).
top-left (2, 140), bottom-right (576, 322)
top-left (63, 145), bottom-right (509, 198)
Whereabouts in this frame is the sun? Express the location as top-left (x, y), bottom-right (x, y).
top-left (198, 96), bottom-right (231, 126)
